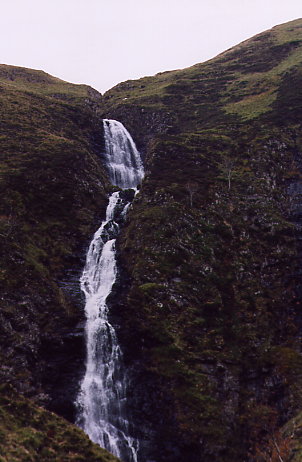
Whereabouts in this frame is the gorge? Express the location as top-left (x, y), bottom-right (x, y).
top-left (76, 120), bottom-right (144, 462)
top-left (1, 17), bottom-right (302, 462)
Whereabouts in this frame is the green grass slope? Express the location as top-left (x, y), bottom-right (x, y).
top-left (0, 385), bottom-right (119, 462)
top-left (0, 64), bottom-right (100, 103)
top-left (102, 18), bottom-right (302, 132)
top-left (100, 18), bottom-right (302, 462)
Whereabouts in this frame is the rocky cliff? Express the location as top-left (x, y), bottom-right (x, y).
top-left (0, 65), bottom-right (118, 461)
top-left (1, 17), bottom-right (302, 462)
top-left (101, 18), bottom-right (302, 462)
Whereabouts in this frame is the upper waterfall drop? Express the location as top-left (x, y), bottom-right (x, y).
top-left (76, 120), bottom-right (144, 462)
top-left (103, 119), bottom-right (144, 189)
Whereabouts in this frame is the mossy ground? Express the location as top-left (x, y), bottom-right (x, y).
top-left (0, 65), bottom-right (114, 458)
top-left (0, 385), bottom-right (119, 462)
top-left (116, 128), bottom-right (302, 460)
top-left (103, 18), bottom-right (302, 129)
top-left (102, 18), bottom-right (302, 462)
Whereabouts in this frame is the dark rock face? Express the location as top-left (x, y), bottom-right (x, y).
top-left (0, 65), bottom-right (117, 459)
top-left (100, 18), bottom-right (302, 462)
top-left (100, 103), bottom-right (177, 156)
top-left (112, 130), bottom-right (302, 462)
top-left (39, 315), bottom-right (86, 421)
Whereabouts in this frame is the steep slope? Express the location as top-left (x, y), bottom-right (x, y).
top-left (98, 18), bottom-right (302, 461)
top-left (2, 18), bottom-right (302, 462)
top-left (0, 65), bottom-right (119, 460)
top-left (102, 18), bottom-right (302, 135)
top-left (0, 385), bottom-right (119, 462)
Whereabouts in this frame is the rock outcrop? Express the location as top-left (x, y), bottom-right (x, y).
top-left (0, 65), bottom-right (118, 460)
top-left (1, 18), bottom-right (302, 462)
top-left (100, 18), bottom-right (302, 462)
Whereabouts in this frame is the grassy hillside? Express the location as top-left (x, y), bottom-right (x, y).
top-left (0, 65), bottom-right (117, 459)
top-left (0, 64), bottom-right (100, 103)
top-left (100, 18), bottom-right (302, 462)
top-left (102, 18), bottom-right (302, 133)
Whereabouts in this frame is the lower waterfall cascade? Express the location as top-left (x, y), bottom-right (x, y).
top-left (76, 119), bottom-right (144, 462)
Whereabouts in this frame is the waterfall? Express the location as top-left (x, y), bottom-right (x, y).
top-left (103, 119), bottom-right (144, 189)
top-left (76, 119), bottom-right (144, 462)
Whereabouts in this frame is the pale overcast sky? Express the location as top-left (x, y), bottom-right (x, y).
top-left (0, 0), bottom-right (301, 94)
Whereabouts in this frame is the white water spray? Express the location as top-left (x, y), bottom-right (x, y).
top-left (76, 120), bottom-right (144, 462)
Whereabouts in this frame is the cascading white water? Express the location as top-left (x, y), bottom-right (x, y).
top-left (103, 119), bottom-right (144, 189)
top-left (76, 119), bottom-right (144, 462)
